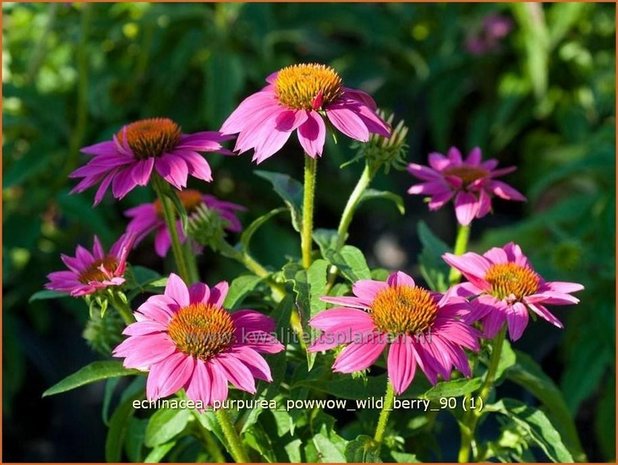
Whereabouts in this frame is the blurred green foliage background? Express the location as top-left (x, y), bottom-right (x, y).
top-left (3, 2), bottom-right (615, 462)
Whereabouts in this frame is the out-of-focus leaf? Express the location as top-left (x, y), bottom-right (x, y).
top-left (255, 170), bottom-right (303, 232)
top-left (359, 189), bottom-right (405, 215)
top-left (417, 221), bottom-right (449, 292)
top-left (29, 289), bottom-right (66, 302)
top-left (124, 417), bottom-right (147, 462)
top-left (106, 389), bottom-right (144, 462)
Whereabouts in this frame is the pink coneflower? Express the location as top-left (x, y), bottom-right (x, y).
top-left (407, 147), bottom-right (526, 226)
top-left (124, 189), bottom-right (245, 257)
top-left (465, 13), bottom-right (513, 56)
top-left (443, 242), bottom-right (584, 341)
top-left (113, 273), bottom-right (284, 405)
top-left (220, 63), bottom-right (391, 163)
top-left (308, 271), bottom-right (479, 394)
top-left (70, 118), bottom-right (232, 204)
top-left (45, 234), bottom-right (133, 297)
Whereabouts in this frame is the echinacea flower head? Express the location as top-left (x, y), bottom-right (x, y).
top-left (407, 147), bottom-right (526, 226)
top-left (443, 242), bottom-right (584, 341)
top-left (221, 63), bottom-right (391, 163)
top-left (45, 234), bottom-right (132, 297)
top-left (113, 273), bottom-right (284, 405)
top-left (124, 189), bottom-right (245, 257)
top-left (70, 118), bottom-right (232, 204)
top-left (308, 271), bottom-right (479, 394)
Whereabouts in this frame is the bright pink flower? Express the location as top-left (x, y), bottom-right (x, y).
top-left (407, 147), bottom-right (526, 226)
top-left (45, 234), bottom-right (133, 297)
top-left (443, 242), bottom-right (584, 341)
top-left (113, 273), bottom-right (284, 405)
top-left (124, 189), bottom-right (245, 257)
top-left (70, 118), bottom-right (232, 205)
top-left (220, 63), bottom-right (390, 163)
top-left (308, 271), bottom-right (479, 394)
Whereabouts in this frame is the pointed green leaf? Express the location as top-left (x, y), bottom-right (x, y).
top-left (359, 189), bottom-right (405, 215)
top-left (43, 361), bottom-right (141, 397)
top-left (239, 207), bottom-right (286, 253)
top-left (255, 170), bottom-right (303, 232)
top-left (145, 408), bottom-right (191, 447)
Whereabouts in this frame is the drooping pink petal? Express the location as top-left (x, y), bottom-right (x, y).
top-left (130, 158), bottom-right (155, 186)
top-left (147, 352), bottom-right (195, 401)
top-left (454, 191), bottom-right (480, 226)
top-left (185, 359), bottom-right (212, 407)
top-left (174, 150), bottom-right (213, 182)
top-left (506, 302), bottom-right (529, 341)
top-left (231, 309), bottom-right (276, 334)
top-left (332, 337), bottom-right (386, 373)
top-left (326, 106), bottom-right (370, 142)
top-left (212, 354), bottom-right (257, 394)
top-left (111, 167), bottom-right (138, 200)
top-left (207, 361), bottom-right (229, 404)
top-left (297, 111), bottom-right (326, 157)
top-left (527, 303), bottom-right (563, 328)
top-left (230, 346), bottom-right (273, 382)
top-left (387, 335), bottom-right (417, 395)
top-left (488, 180), bottom-right (526, 201)
top-left (155, 154), bottom-right (189, 189)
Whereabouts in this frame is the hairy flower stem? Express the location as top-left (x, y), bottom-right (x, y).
top-left (193, 416), bottom-right (226, 463)
top-left (374, 381), bottom-right (395, 444)
top-left (448, 224), bottom-right (471, 284)
top-left (215, 408), bottom-right (250, 463)
top-left (458, 326), bottom-right (507, 462)
top-left (326, 163), bottom-right (376, 289)
top-left (301, 155), bottom-right (318, 269)
top-left (152, 176), bottom-right (193, 283)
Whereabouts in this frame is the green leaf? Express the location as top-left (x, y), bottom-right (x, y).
top-left (312, 433), bottom-right (347, 462)
top-left (390, 451), bottom-right (420, 463)
top-left (125, 417), bottom-right (147, 462)
top-left (102, 378), bottom-right (121, 426)
top-left (488, 398), bottom-right (573, 462)
top-left (345, 435), bottom-right (382, 462)
top-left (223, 274), bottom-right (264, 310)
top-left (145, 408), bottom-right (191, 448)
top-left (323, 245), bottom-right (371, 283)
top-left (144, 441), bottom-right (177, 463)
top-left (239, 207), bottom-right (287, 253)
top-left (359, 189), bottom-right (405, 215)
top-left (422, 377), bottom-right (483, 400)
top-left (244, 423), bottom-right (278, 462)
top-left (106, 389), bottom-right (144, 462)
top-left (43, 361), bottom-right (141, 397)
top-left (255, 170), bottom-right (303, 232)
top-left (417, 221), bottom-right (449, 291)
top-left (506, 350), bottom-right (586, 462)
top-left (495, 339), bottom-right (517, 382)
top-left (29, 289), bottom-right (66, 303)
top-left (313, 228), bottom-right (338, 258)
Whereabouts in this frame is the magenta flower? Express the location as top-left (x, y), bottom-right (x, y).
top-left (443, 243), bottom-right (584, 341)
top-left (407, 146), bottom-right (526, 226)
top-left (70, 118), bottom-right (232, 204)
top-left (466, 13), bottom-right (513, 56)
top-left (113, 273), bottom-right (284, 405)
top-left (45, 234), bottom-right (133, 297)
top-left (220, 63), bottom-right (390, 163)
top-left (125, 189), bottom-right (245, 257)
top-left (308, 271), bottom-right (479, 394)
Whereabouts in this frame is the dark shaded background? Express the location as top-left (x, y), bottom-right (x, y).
top-left (3, 2), bottom-right (615, 462)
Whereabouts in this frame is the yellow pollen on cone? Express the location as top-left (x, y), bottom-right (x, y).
top-left (370, 285), bottom-right (438, 336)
top-left (168, 303), bottom-right (235, 360)
top-left (485, 262), bottom-right (540, 300)
top-left (274, 63), bottom-right (343, 110)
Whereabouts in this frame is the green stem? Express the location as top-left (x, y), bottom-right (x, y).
top-left (152, 176), bottom-right (192, 283)
top-left (448, 224), bottom-right (471, 285)
top-left (108, 293), bottom-right (134, 326)
top-left (183, 241), bottom-right (200, 283)
top-left (193, 416), bottom-right (226, 463)
top-left (373, 381), bottom-right (396, 444)
top-left (458, 326), bottom-right (507, 462)
top-left (336, 163), bottom-right (375, 249)
top-left (301, 155), bottom-right (318, 269)
top-left (215, 408), bottom-right (249, 463)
